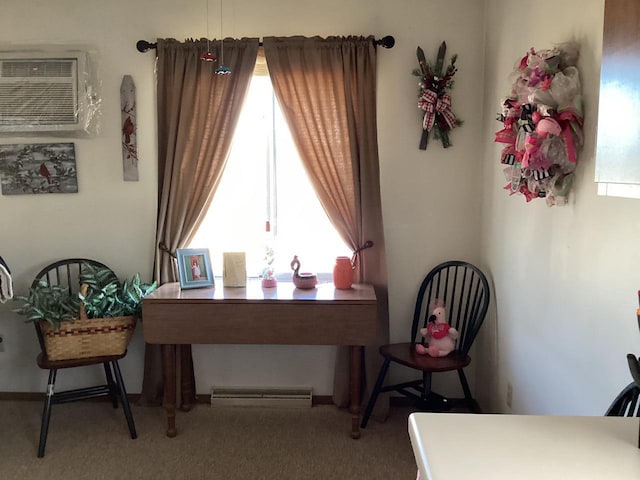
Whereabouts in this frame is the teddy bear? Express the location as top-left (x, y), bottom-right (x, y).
top-left (415, 302), bottom-right (458, 357)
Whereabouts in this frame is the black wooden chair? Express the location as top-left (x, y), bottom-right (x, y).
top-left (606, 354), bottom-right (640, 417)
top-left (361, 260), bottom-right (490, 428)
top-left (32, 258), bottom-right (137, 457)
top-left (628, 353), bottom-right (640, 387)
top-left (606, 382), bottom-right (640, 417)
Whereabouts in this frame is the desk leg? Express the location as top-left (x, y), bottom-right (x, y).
top-left (349, 345), bottom-right (362, 439)
top-left (179, 344), bottom-right (196, 412)
top-left (162, 344), bottom-right (177, 438)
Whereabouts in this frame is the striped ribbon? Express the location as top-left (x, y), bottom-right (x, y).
top-left (419, 90), bottom-right (457, 131)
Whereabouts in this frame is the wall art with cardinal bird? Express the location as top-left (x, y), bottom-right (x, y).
top-left (413, 41), bottom-right (463, 150)
top-left (121, 75), bottom-right (139, 181)
top-left (0, 143), bottom-right (78, 195)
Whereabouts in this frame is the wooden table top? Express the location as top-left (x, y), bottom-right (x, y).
top-left (144, 281), bottom-right (377, 304)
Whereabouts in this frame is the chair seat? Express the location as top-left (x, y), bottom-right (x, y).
top-left (380, 343), bottom-right (471, 372)
top-left (37, 351), bottom-right (126, 370)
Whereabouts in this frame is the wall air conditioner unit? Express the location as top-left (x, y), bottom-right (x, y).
top-left (0, 51), bottom-right (89, 133)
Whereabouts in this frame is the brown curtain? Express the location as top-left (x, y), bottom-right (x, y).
top-left (263, 36), bottom-right (390, 419)
top-left (139, 37), bottom-right (259, 406)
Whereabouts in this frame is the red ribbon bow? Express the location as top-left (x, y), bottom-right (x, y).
top-left (419, 90), bottom-right (457, 131)
top-left (556, 110), bottom-right (583, 164)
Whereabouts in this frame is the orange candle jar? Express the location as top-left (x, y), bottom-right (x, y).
top-left (333, 256), bottom-right (353, 289)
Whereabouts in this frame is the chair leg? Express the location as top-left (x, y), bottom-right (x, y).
top-left (361, 358), bottom-right (391, 429)
top-left (103, 362), bottom-right (119, 408)
top-left (421, 371), bottom-right (432, 402)
top-left (457, 369), bottom-right (478, 412)
top-left (38, 369), bottom-right (57, 458)
top-left (418, 371), bottom-right (444, 410)
top-left (111, 361), bottom-right (137, 439)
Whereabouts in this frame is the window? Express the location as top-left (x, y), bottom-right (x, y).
top-left (189, 63), bottom-right (350, 280)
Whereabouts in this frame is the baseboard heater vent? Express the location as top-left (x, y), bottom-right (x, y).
top-left (210, 386), bottom-right (312, 408)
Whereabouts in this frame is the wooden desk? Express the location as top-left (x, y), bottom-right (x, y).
top-left (409, 413), bottom-right (640, 480)
top-left (142, 281), bottom-right (377, 439)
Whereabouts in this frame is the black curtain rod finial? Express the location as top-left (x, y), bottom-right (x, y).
top-left (374, 35), bottom-right (395, 49)
top-left (136, 40), bottom-right (157, 53)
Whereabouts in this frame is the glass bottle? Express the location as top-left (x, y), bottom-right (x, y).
top-left (333, 256), bottom-right (353, 289)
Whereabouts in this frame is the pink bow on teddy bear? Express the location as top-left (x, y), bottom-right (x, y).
top-left (415, 301), bottom-right (458, 357)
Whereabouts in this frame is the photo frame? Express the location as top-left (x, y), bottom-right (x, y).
top-left (176, 248), bottom-right (214, 289)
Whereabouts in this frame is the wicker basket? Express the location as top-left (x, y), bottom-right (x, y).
top-left (40, 285), bottom-right (137, 361)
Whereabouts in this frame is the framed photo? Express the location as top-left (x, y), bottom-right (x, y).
top-left (176, 248), bottom-right (214, 289)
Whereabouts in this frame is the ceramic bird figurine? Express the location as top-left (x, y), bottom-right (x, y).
top-left (290, 255), bottom-right (317, 289)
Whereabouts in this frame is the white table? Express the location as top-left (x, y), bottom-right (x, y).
top-left (409, 413), bottom-right (640, 480)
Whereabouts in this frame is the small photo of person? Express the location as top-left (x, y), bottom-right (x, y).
top-left (190, 255), bottom-right (203, 280)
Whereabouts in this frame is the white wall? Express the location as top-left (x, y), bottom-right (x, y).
top-left (478, 0), bottom-right (640, 415)
top-left (0, 0), bottom-right (486, 397)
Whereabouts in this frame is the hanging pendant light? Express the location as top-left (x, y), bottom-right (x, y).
top-left (201, 50), bottom-right (216, 62)
top-left (214, 46), bottom-right (231, 75)
top-left (200, 0), bottom-right (216, 62)
top-left (214, 0), bottom-right (231, 74)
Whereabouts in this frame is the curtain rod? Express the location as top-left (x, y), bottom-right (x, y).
top-left (136, 35), bottom-right (395, 53)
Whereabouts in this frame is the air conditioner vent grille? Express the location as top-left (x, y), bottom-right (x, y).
top-left (1, 60), bottom-right (74, 78)
top-left (0, 55), bottom-right (82, 130)
top-left (0, 84), bottom-right (76, 124)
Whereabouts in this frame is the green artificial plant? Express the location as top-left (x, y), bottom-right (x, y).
top-left (14, 282), bottom-right (81, 327)
top-left (15, 262), bottom-right (158, 329)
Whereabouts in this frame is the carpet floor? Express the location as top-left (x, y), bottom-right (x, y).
top-left (0, 400), bottom-right (419, 479)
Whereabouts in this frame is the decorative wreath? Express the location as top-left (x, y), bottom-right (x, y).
top-left (413, 42), bottom-right (462, 149)
top-left (495, 43), bottom-right (583, 206)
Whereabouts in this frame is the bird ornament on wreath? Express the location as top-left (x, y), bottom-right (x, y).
top-left (414, 41), bottom-right (463, 150)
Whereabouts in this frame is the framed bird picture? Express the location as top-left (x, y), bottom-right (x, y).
top-left (0, 143), bottom-right (78, 195)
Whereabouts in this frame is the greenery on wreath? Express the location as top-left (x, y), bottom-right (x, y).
top-left (14, 262), bottom-right (158, 329)
top-left (413, 41), bottom-right (463, 149)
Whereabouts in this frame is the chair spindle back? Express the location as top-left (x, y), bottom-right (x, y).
top-left (411, 261), bottom-right (490, 355)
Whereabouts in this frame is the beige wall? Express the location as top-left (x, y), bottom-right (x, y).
top-left (479, 0), bottom-right (640, 415)
top-left (0, 0), bottom-right (485, 396)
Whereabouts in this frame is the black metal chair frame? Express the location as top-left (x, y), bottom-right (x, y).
top-left (32, 258), bottom-right (137, 457)
top-left (361, 260), bottom-right (490, 428)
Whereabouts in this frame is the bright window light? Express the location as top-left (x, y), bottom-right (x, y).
top-left (189, 75), bottom-right (350, 279)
